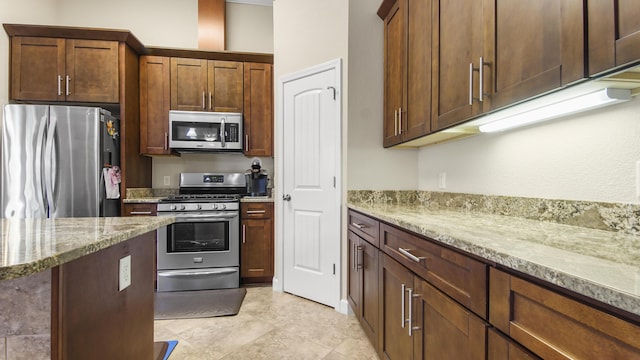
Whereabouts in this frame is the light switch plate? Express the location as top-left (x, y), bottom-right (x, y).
top-left (119, 255), bottom-right (131, 291)
top-left (164, 176), bottom-right (171, 186)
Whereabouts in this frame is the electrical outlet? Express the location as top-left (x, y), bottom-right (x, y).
top-left (438, 172), bottom-right (447, 189)
top-left (164, 176), bottom-right (171, 186)
top-left (119, 255), bottom-right (131, 291)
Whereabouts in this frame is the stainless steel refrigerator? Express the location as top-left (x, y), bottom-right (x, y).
top-left (1, 104), bottom-right (120, 218)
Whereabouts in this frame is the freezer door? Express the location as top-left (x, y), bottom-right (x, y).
top-left (1, 104), bottom-right (50, 218)
top-left (48, 106), bottom-right (102, 218)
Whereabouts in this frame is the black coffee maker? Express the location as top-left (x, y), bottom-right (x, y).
top-left (245, 158), bottom-right (268, 196)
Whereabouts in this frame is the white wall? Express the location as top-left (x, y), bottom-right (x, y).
top-left (419, 96), bottom-right (640, 204)
top-left (226, 2), bottom-right (273, 53)
top-left (347, 0), bottom-right (418, 190)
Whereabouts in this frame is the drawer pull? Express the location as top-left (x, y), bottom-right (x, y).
top-left (130, 211), bottom-right (153, 215)
top-left (398, 247), bottom-right (426, 263)
top-left (351, 222), bottom-right (366, 229)
top-left (246, 210), bottom-right (266, 214)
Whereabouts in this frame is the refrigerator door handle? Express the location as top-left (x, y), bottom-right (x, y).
top-left (35, 117), bottom-right (48, 213)
top-left (44, 115), bottom-right (58, 215)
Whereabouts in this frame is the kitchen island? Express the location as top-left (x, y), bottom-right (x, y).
top-left (0, 216), bottom-right (173, 360)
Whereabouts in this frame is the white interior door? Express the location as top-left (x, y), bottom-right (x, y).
top-left (279, 60), bottom-right (341, 309)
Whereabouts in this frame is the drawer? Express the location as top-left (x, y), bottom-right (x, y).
top-left (123, 203), bottom-right (157, 216)
top-left (380, 223), bottom-right (487, 318)
top-left (348, 210), bottom-right (380, 247)
top-left (490, 268), bottom-right (640, 359)
top-left (241, 202), bottom-right (273, 219)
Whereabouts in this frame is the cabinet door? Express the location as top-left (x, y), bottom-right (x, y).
top-left (243, 63), bottom-right (273, 157)
top-left (10, 36), bottom-right (65, 101)
top-left (615, 0), bottom-right (640, 67)
top-left (140, 56), bottom-right (171, 155)
top-left (65, 39), bottom-right (119, 103)
top-left (170, 58), bottom-right (208, 111)
top-left (487, 0), bottom-right (585, 110)
top-left (208, 60), bottom-right (244, 113)
top-left (490, 268), bottom-right (640, 359)
top-left (360, 239), bottom-right (379, 348)
top-left (241, 202), bottom-right (274, 282)
top-left (404, 0), bottom-right (432, 140)
top-left (383, 0), bottom-right (406, 147)
top-left (347, 231), bottom-right (361, 317)
top-left (379, 253), bottom-right (414, 360)
top-left (413, 277), bottom-right (487, 360)
top-left (488, 328), bottom-right (540, 360)
top-left (588, 0), bottom-right (640, 75)
top-left (431, 0), bottom-right (484, 130)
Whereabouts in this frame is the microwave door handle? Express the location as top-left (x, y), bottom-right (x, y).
top-left (220, 118), bottom-right (226, 148)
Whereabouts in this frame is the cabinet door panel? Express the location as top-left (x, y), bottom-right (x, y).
top-left (414, 277), bottom-right (487, 360)
top-left (488, 328), bottom-right (540, 360)
top-left (347, 231), bottom-right (361, 315)
top-left (170, 58), bottom-right (208, 111)
top-left (66, 39), bottom-right (119, 103)
top-left (490, 268), bottom-right (640, 359)
top-left (432, 0), bottom-right (483, 130)
top-left (209, 61), bottom-right (243, 113)
top-left (10, 37), bottom-right (65, 101)
top-left (383, 0), bottom-right (405, 147)
top-left (379, 253), bottom-right (413, 360)
top-left (241, 218), bottom-right (273, 278)
top-left (140, 56), bottom-right (171, 155)
top-left (360, 240), bottom-right (379, 347)
top-left (243, 62), bottom-right (273, 157)
top-left (616, 0), bottom-right (640, 66)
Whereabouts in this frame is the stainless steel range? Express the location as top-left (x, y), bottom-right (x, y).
top-left (156, 173), bottom-right (246, 291)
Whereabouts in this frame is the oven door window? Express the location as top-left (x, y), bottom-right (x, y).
top-left (168, 221), bottom-right (229, 252)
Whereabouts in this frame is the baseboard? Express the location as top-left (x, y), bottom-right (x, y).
top-left (338, 299), bottom-right (351, 315)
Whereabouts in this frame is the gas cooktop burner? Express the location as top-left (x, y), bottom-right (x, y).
top-left (162, 194), bottom-right (241, 203)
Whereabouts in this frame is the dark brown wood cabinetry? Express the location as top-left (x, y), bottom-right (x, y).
top-left (10, 36), bottom-right (119, 103)
top-left (588, 0), bottom-right (640, 76)
top-left (123, 203), bottom-right (157, 216)
top-left (488, 328), bottom-right (540, 360)
top-left (139, 56), bottom-right (171, 155)
top-left (243, 63), bottom-right (273, 156)
top-left (431, 0), bottom-right (585, 131)
top-left (380, 0), bottom-right (432, 147)
top-left (240, 202), bottom-right (274, 283)
top-left (490, 267), bottom-right (640, 359)
top-left (170, 58), bottom-right (243, 113)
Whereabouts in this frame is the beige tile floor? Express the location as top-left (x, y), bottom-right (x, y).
top-left (154, 286), bottom-right (379, 360)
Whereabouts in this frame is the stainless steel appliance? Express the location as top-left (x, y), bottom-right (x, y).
top-left (1, 104), bottom-right (120, 218)
top-left (156, 172), bottom-right (246, 291)
top-left (169, 110), bottom-right (243, 152)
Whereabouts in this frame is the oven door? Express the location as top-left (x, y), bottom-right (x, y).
top-left (169, 110), bottom-right (243, 151)
top-left (157, 211), bottom-right (239, 270)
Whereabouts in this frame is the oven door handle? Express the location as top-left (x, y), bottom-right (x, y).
top-left (158, 269), bottom-right (238, 277)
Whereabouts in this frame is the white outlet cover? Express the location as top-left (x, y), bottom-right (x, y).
top-left (164, 176), bottom-right (171, 186)
top-left (119, 255), bottom-right (131, 291)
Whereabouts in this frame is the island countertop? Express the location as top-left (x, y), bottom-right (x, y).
top-left (348, 202), bottom-right (640, 318)
top-left (0, 216), bottom-right (174, 280)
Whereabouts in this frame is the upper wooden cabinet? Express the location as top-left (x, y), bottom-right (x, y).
top-left (380, 0), bottom-right (432, 147)
top-left (431, 0), bottom-right (585, 131)
top-left (588, 0), bottom-right (640, 76)
top-left (10, 37), bottom-right (119, 103)
top-left (170, 58), bottom-right (243, 113)
top-left (139, 56), bottom-right (171, 155)
top-left (243, 62), bottom-right (273, 157)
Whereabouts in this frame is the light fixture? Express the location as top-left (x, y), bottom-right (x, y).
top-left (478, 88), bottom-right (632, 133)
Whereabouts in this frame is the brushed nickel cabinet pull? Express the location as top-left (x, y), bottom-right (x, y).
top-left (351, 222), bottom-right (365, 229)
top-left (469, 63), bottom-right (474, 106)
top-left (66, 75), bottom-right (71, 96)
top-left (57, 75), bottom-right (62, 96)
top-left (242, 224), bottom-right (246, 244)
top-left (398, 247), bottom-right (426, 263)
top-left (398, 107), bottom-right (403, 134)
top-left (401, 283), bottom-right (406, 329)
top-left (129, 211), bottom-right (152, 215)
top-left (246, 210), bottom-right (266, 214)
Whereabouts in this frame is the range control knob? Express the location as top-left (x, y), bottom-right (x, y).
top-left (212, 204), bottom-right (218, 210)
top-left (219, 204), bottom-right (226, 210)
top-left (170, 204), bottom-right (177, 211)
top-left (195, 204), bottom-right (202, 210)
top-left (179, 204), bottom-right (186, 211)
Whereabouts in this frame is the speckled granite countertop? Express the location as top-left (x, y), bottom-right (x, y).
top-left (348, 202), bottom-right (640, 317)
top-left (0, 217), bottom-right (174, 280)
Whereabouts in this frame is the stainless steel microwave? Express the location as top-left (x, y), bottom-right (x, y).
top-left (169, 110), bottom-right (243, 152)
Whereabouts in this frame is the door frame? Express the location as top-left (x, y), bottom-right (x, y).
top-left (274, 58), bottom-right (343, 312)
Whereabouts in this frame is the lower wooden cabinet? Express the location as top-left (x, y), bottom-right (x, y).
top-left (123, 203), bottom-right (157, 216)
top-left (379, 253), bottom-right (488, 360)
top-left (347, 230), bottom-right (379, 349)
top-left (241, 202), bottom-right (274, 283)
top-left (488, 328), bottom-right (540, 360)
top-left (490, 267), bottom-right (640, 359)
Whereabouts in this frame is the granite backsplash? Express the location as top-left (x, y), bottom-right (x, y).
top-left (347, 190), bottom-right (640, 236)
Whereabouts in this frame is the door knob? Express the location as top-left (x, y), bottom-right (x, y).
top-left (282, 194), bottom-right (291, 201)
